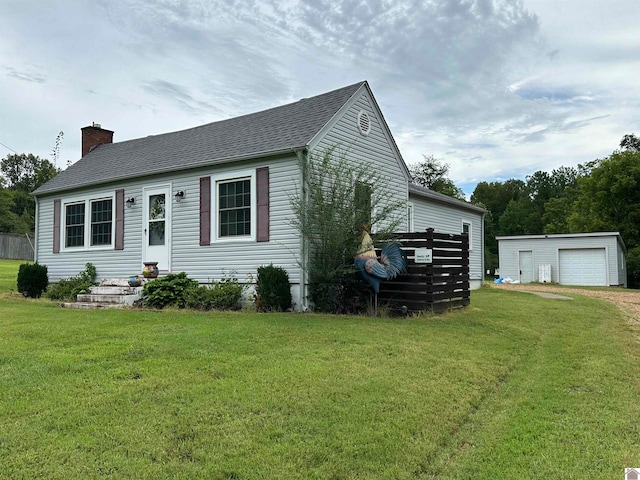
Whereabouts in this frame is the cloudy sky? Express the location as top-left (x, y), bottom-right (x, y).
top-left (1, 0), bottom-right (638, 196)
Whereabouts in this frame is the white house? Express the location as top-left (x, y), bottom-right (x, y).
top-left (33, 81), bottom-right (486, 309)
top-left (496, 232), bottom-right (627, 287)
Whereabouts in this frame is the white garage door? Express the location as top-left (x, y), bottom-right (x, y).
top-left (559, 248), bottom-right (607, 286)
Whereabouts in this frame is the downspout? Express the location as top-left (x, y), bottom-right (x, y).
top-left (33, 196), bottom-right (39, 263)
top-left (295, 148), bottom-right (309, 311)
top-left (481, 211), bottom-right (486, 287)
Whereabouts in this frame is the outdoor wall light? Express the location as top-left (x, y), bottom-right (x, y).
top-left (174, 190), bottom-right (185, 202)
top-left (125, 196), bottom-right (135, 208)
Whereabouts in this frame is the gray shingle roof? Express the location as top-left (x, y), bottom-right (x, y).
top-left (34, 81), bottom-right (365, 195)
top-left (408, 183), bottom-right (486, 214)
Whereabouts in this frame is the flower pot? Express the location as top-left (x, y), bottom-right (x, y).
top-left (142, 262), bottom-right (159, 278)
top-left (128, 276), bottom-right (141, 287)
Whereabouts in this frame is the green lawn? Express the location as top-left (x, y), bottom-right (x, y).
top-left (0, 261), bottom-right (639, 478)
top-left (0, 259), bottom-right (22, 294)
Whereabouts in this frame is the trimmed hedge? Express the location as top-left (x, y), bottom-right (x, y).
top-left (255, 264), bottom-right (292, 312)
top-left (17, 263), bottom-right (48, 298)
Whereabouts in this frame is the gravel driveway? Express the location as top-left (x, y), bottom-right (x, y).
top-left (494, 283), bottom-right (640, 323)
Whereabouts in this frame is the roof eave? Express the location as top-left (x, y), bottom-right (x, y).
top-left (409, 183), bottom-right (486, 214)
top-left (32, 146), bottom-right (304, 197)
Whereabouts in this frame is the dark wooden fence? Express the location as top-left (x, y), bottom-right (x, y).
top-left (0, 233), bottom-right (34, 261)
top-left (378, 228), bottom-right (470, 313)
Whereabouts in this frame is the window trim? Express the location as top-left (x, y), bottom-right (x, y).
top-left (462, 220), bottom-right (472, 251)
top-left (210, 169), bottom-right (257, 243)
top-left (61, 192), bottom-right (115, 252)
top-left (90, 197), bottom-right (114, 247)
top-left (407, 202), bottom-right (414, 233)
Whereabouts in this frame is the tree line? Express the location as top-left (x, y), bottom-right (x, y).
top-left (469, 134), bottom-right (640, 288)
top-left (409, 135), bottom-right (639, 288)
top-left (0, 154), bottom-right (59, 235)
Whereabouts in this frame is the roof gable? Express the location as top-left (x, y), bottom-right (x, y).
top-left (307, 82), bottom-right (411, 182)
top-left (34, 82), bottom-right (365, 195)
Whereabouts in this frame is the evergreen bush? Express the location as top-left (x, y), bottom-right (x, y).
top-left (17, 263), bottom-right (48, 298)
top-left (255, 264), bottom-right (292, 311)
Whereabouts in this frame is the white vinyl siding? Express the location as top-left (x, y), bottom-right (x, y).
top-left (311, 90), bottom-right (409, 231)
top-left (36, 156), bottom-right (302, 293)
top-left (410, 193), bottom-right (484, 287)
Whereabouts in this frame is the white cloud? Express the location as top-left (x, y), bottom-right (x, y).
top-left (0, 0), bottom-right (637, 194)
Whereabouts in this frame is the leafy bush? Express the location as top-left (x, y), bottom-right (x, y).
top-left (308, 268), bottom-right (370, 314)
top-left (45, 263), bottom-right (97, 301)
top-left (17, 263), bottom-right (48, 298)
top-left (184, 274), bottom-right (245, 311)
top-left (289, 147), bottom-right (405, 313)
top-left (255, 264), bottom-right (292, 311)
top-left (142, 272), bottom-right (198, 309)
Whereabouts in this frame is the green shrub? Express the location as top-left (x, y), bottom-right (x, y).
top-left (184, 274), bottom-right (245, 311)
top-left (309, 268), bottom-right (370, 314)
top-left (142, 272), bottom-right (198, 309)
top-left (289, 147), bottom-right (405, 313)
top-left (45, 263), bottom-right (97, 301)
top-left (255, 264), bottom-right (292, 311)
top-left (17, 263), bottom-right (48, 298)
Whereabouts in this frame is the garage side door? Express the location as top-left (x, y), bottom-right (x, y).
top-left (559, 248), bottom-right (607, 286)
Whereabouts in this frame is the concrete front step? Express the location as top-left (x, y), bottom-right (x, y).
top-left (63, 277), bottom-right (150, 309)
top-left (76, 293), bottom-right (141, 305)
top-left (62, 302), bottom-right (128, 310)
top-left (90, 285), bottom-right (142, 295)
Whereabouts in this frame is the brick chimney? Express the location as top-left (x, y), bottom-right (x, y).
top-left (81, 123), bottom-right (114, 157)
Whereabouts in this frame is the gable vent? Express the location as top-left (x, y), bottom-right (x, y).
top-left (357, 110), bottom-right (371, 136)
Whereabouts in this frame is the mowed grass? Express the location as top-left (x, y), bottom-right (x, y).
top-left (0, 261), bottom-right (639, 478)
top-left (0, 259), bottom-right (22, 294)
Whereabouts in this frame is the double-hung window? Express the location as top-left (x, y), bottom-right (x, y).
top-left (62, 195), bottom-right (114, 250)
top-left (219, 178), bottom-right (251, 237)
top-left (462, 221), bottom-right (472, 250)
top-left (211, 170), bottom-right (257, 241)
top-left (90, 199), bottom-right (113, 246)
top-left (65, 202), bottom-right (86, 248)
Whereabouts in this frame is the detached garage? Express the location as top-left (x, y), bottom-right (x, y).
top-left (496, 232), bottom-right (627, 287)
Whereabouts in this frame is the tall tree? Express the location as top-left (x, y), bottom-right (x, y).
top-left (620, 133), bottom-right (640, 152)
top-left (1, 153), bottom-right (59, 193)
top-left (568, 148), bottom-right (640, 248)
top-left (0, 153), bottom-right (60, 234)
top-left (408, 154), bottom-right (465, 200)
top-left (568, 137), bottom-right (640, 288)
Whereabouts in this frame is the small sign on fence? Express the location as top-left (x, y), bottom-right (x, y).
top-left (414, 248), bottom-right (433, 264)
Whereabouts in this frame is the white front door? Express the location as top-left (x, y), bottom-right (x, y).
top-left (143, 185), bottom-right (171, 272)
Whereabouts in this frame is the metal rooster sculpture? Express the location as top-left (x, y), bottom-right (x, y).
top-left (354, 229), bottom-right (407, 294)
